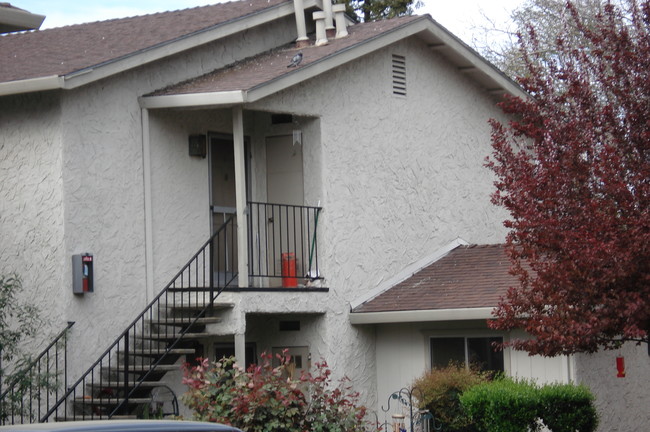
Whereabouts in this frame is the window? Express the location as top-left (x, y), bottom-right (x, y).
top-left (430, 336), bottom-right (504, 372)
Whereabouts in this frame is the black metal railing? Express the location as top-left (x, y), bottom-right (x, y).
top-left (247, 202), bottom-right (322, 287)
top-left (0, 321), bottom-right (75, 425)
top-left (40, 217), bottom-right (236, 422)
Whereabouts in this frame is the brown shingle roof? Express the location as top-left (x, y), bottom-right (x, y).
top-left (0, 0), bottom-right (288, 83)
top-left (353, 244), bottom-right (516, 313)
top-left (147, 15), bottom-right (423, 96)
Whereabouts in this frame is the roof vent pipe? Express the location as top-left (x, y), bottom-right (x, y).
top-left (322, 0), bottom-right (335, 38)
top-left (332, 4), bottom-right (348, 38)
top-left (313, 11), bottom-right (328, 46)
top-left (293, 0), bottom-right (309, 48)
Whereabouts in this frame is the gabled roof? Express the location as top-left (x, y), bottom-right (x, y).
top-left (350, 244), bottom-right (516, 324)
top-left (148, 16), bottom-right (421, 97)
top-left (140, 14), bottom-right (526, 109)
top-left (0, 0), bottom-right (316, 96)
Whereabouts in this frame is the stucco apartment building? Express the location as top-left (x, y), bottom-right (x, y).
top-left (0, 0), bottom-right (647, 429)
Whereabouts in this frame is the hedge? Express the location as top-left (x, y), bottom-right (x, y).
top-left (459, 379), bottom-right (598, 432)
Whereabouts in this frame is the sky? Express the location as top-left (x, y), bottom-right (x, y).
top-left (13, 0), bottom-right (523, 46)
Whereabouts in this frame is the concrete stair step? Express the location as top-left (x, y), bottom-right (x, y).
top-left (73, 397), bottom-right (150, 405)
top-left (136, 332), bottom-right (213, 341)
top-left (118, 348), bottom-right (196, 357)
top-left (147, 316), bottom-right (222, 326)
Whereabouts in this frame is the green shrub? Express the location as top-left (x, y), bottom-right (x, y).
top-left (412, 364), bottom-right (490, 432)
top-left (538, 383), bottom-right (599, 432)
top-left (459, 379), bottom-right (541, 432)
top-left (459, 378), bottom-right (599, 432)
top-left (181, 351), bottom-right (367, 432)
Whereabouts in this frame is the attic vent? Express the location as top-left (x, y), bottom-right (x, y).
top-left (392, 54), bottom-right (407, 97)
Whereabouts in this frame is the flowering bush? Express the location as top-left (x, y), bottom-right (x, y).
top-left (182, 351), bottom-right (368, 432)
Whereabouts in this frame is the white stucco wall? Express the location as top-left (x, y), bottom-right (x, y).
top-left (0, 17), bottom-right (300, 378)
top-left (7, 15), bottom-right (606, 425)
top-left (249, 36), bottom-right (511, 409)
top-left (0, 92), bottom-right (68, 336)
top-left (575, 343), bottom-right (650, 431)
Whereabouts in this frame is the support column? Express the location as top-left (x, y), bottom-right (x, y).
top-left (234, 332), bottom-right (246, 367)
top-left (141, 108), bottom-right (154, 302)
top-left (232, 106), bottom-right (249, 288)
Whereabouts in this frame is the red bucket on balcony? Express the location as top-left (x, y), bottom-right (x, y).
top-left (281, 253), bottom-right (297, 287)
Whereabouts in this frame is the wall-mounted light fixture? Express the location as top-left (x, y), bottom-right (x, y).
top-left (188, 134), bottom-right (207, 158)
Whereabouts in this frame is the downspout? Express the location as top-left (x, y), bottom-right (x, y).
top-left (141, 108), bottom-right (155, 302)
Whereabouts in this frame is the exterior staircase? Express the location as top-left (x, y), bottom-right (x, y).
top-left (1, 202), bottom-right (322, 424)
top-left (39, 216), bottom-right (238, 424)
top-left (58, 299), bottom-right (234, 421)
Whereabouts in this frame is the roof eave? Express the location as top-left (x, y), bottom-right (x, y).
top-left (0, 75), bottom-right (64, 97)
top-left (349, 307), bottom-right (495, 325)
top-left (64, 0), bottom-right (319, 91)
top-left (1, 0), bottom-right (319, 97)
top-left (246, 16), bottom-right (528, 102)
top-left (139, 90), bottom-right (247, 108)
top-left (419, 16), bottom-right (527, 100)
top-left (349, 238), bottom-right (468, 311)
top-left (140, 15), bottom-right (526, 109)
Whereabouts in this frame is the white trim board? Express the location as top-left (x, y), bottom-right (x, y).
top-left (349, 307), bottom-right (495, 325)
top-left (349, 237), bottom-right (469, 311)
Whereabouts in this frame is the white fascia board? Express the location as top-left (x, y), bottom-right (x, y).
top-left (62, 0), bottom-right (318, 90)
top-left (421, 20), bottom-right (527, 99)
top-left (139, 91), bottom-right (246, 109)
top-left (247, 17), bottom-right (526, 103)
top-left (349, 237), bottom-right (469, 311)
top-left (0, 75), bottom-right (64, 96)
top-left (349, 307), bottom-right (495, 325)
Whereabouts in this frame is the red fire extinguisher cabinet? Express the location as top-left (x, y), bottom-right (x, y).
top-left (72, 253), bottom-right (94, 294)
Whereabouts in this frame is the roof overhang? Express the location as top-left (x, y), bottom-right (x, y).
top-left (0, 75), bottom-right (64, 96)
top-left (0, 0), bottom-right (320, 97)
top-left (349, 307), bottom-right (495, 325)
top-left (139, 16), bottom-right (527, 110)
top-left (350, 238), bottom-right (468, 311)
top-left (0, 5), bottom-right (45, 33)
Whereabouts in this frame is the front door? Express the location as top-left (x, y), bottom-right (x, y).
top-left (265, 135), bottom-right (305, 286)
top-left (266, 135), bottom-right (304, 205)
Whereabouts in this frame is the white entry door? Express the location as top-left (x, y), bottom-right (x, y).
top-left (265, 135), bottom-right (304, 286)
top-left (266, 135), bottom-right (304, 205)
